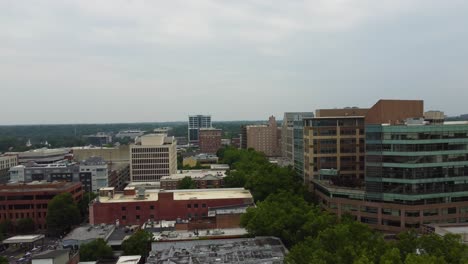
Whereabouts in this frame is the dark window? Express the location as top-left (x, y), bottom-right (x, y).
top-left (136, 215), bottom-right (140, 220)
top-left (150, 205), bottom-right (155, 210)
top-left (187, 204), bottom-right (191, 208)
top-left (122, 206), bottom-right (126, 211)
top-left (202, 204), bottom-right (206, 208)
top-left (194, 204), bottom-right (198, 208)
top-left (136, 206), bottom-right (140, 210)
top-left (122, 215), bottom-right (126, 220)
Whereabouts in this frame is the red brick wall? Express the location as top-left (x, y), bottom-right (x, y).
top-left (90, 194), bottom-right (250, 226)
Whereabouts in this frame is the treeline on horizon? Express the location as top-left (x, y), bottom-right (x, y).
top-left (0, 120), bottom-right (267, 153)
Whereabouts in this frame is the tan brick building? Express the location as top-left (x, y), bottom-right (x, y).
top-left (242, 116), bottom-right (280, 157)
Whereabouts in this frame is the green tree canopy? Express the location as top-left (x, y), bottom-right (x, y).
top-left (16, 218), bottom-right (35, 234)
top-left (122, 230), bottom-right (154, 256)
top-left (0, 256), bottom-right (8, 264)
top-left (177, 176), bottom-right (197, 189)
top-left (241, 191), bottom-right (336, 247)
top-left (46, 193), bottom-right (80, 237)
top-left (286, 220), bottom-right (387, 264)
top-left (79, 238), bottom-right (113, 261)
top-left (77, 192), bottom-right (98, 220)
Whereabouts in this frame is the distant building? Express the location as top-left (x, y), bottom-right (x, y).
top-left (9, 148), bottom-right (70, 165)
top-left (72, 145), bottom-right (130, 164)
top-left (9, 159), bottom-right (129, 192)
top-left (79, 157), bottom-right (109, 192)
top-left (153, 127), bottom-right (172, 134)
top-left (231, 137), bottom-right (241, 149)
top-left (175, 137), bottom-right (188, 146)
top-left (0, 155), bottom-right (17, 183)
top-left (188, 115), bottom-right (212, 145)
top-left (115, 130), bottom-right (145, 140)
top-left (198, 128), bottom-right (222, 154)
top-left (84, 132), bottom-right (112, 146)
top-left (0, 182), bottom-right (83, 230)
top-left (108, 163), bottom-right (131, 191)
top-left (9, 162), bottom-right (79, 183)
top-left (130, 134), bottom-right (177, 182)
top-left (160, 170), bottom-right (226, 190)
top-left (183, 154), bottom-right (218, 167)
top-left (241, 116), bottom-right (280, 157)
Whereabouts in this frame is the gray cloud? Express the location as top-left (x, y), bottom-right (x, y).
top-left (1, 0), bottom-right (468, 124)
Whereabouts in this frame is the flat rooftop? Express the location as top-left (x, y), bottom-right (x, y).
top-left (97, 188), bottom-right (253, 203)
top-left (161, 169), bottom-right (226, 181)
top-left (3, 234), bottom-right (45, 244)
top-left (0, 181), bottom-right (81, 192)
top-left (147, 237), bottom-right (287, 264)
top-left (63, 225), bottom-right (115, 246)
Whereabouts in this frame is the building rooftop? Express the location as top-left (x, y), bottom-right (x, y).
top-left (147, 237), bottom-right (287, 264)
top-left (97, 188), bottom-right (253, 203)
top-left (32, 249), bottom-right (70, 260)
top-left (161, 170), bottom-right (226, 181)
top-left (62, 224), bottom-right (115, 247)
top-left (0, 181), bottom-right (81, 192)
top-left (117, 256), bottom-right (141, 264)
top-left (3, 234), bottom-right (45, 244)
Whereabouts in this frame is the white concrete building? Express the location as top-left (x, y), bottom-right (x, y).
top-left (130, 134), bottom-right (177, 182)
top-left (79, 157), bottom-right (109, 192)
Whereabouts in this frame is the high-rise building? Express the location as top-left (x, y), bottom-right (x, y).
top-left (199, 128), bottom-right (222, 154)
top-left (241, 116), bottom-right (280, 157)
top-left (304, 115), bottom-right (367, 188)
top-left (188, 115), bottom-right (212, 145)
top-left (306, 100), bottom-right (468, 233)
top-left (130, 134), bottom-right (177, 182)
top-left (281, 112), bottom-right (314, 162)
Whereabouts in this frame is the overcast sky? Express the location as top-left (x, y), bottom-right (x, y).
top-left (1, 1), bottom-right (468, 125)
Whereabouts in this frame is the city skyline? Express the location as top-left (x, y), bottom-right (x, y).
top-left (2, 1), bottom-right (468, 125)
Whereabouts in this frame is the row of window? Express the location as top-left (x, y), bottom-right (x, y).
top-left (0, 211), bottom-right (47, 220)
top-left (335, 204), bottom-right (460, 216)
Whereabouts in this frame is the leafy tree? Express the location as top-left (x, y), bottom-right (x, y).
top-left (122, 230), bottom-right (154, 256)
top-left (404, 254), bottom-right (446, 264)
top-left (46, 193), bottom-right (80, 237)
top-left (380, 248), bottom-right (403, 264)
top-left (16, 218), bottom-right (35, 234)
top-left (0, 220), bottom-right (12, 239)
top-left (241, 191), bottom-right (335, 247)
top-left (78, 192), bottom-right (98, 220)
top-left (0, 256), bottom-right (8, 264)
top-left (286, 221), bottom-right (387, 264)
top-left (79, 238), bottom-right (113, 261)
top-left (223, 170), bottom-right (247, 188)
top-left (177, 176), bottom-right (197, 189)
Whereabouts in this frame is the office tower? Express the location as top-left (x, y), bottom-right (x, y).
top-left (188, 115), bottom-right (212, 145)
top-left (130, 134), bottom-right (177, 182)
top-left (0, 155), bottom-right (17, 183)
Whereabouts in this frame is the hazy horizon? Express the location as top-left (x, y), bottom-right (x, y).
top-left (2, 1), bottom-right (468, 125)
